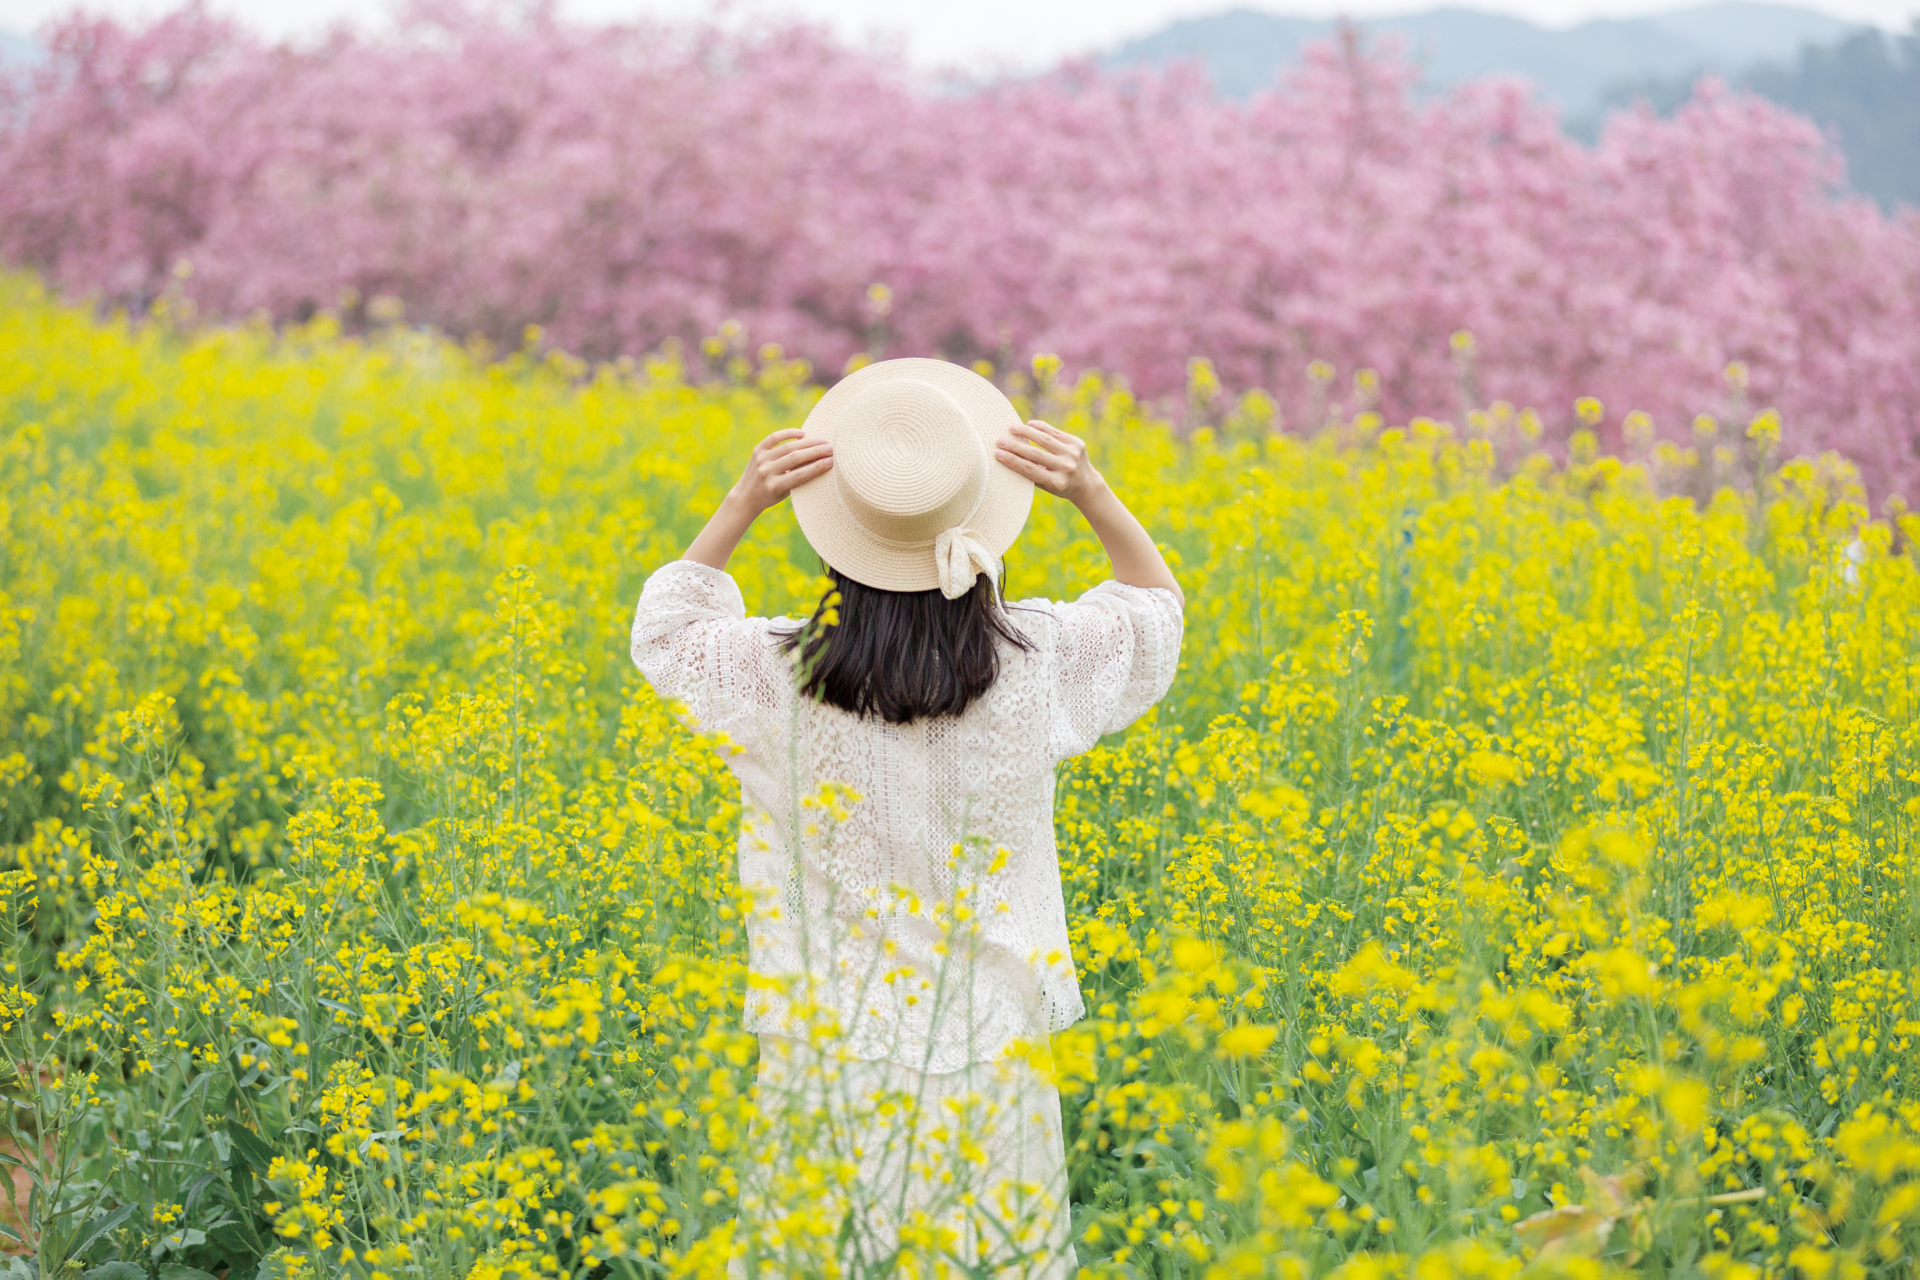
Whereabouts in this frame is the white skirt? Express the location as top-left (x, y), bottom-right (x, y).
top-left (730, 1034), bottom-right (1080, 1278)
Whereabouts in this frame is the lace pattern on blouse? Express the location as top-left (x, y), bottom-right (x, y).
top-left (631, 559), bottom-right (1182, 1073)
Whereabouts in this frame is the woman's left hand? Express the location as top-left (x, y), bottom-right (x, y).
top-left (995, 420), bottom-right (1106, 508)
top-left (996, 418), bottom-right (1181, 605)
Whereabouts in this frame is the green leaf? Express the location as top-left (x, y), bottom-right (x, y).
top-left (81, 1264), bottom-right (146, 1280)
top-left (67, 1204), bottom-right (136, 1264)
top-left (222, 1121), bottom-right (280, 1173)
top-left (158, 1268), bottom-right (221, 1280)
top-left (180, 1173), bottom-right (216, 1215)
top-left (208, 1219), bottom-right (267, 1260)
top-left (154, 1228), bottom-right (206, 1257)
top-left (161, 1070), bottom-right (217, 1125)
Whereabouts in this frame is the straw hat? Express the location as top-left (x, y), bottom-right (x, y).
top-left (791, 358), bottom-right (1033, 597)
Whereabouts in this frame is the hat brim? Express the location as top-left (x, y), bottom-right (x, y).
top-left (790, 358), bottom-right (1034, 592)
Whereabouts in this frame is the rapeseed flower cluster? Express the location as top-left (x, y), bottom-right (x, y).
top-left (2, 274), bottom-right (1919, 1277)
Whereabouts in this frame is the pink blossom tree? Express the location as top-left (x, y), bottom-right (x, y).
top-left (3, 6), bottom-right (1916, 496)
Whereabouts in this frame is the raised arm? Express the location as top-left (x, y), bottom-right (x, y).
top-left (994, 419), bottom-right (1184, 607)
top-left (685, 428), bottom-right (835, 569)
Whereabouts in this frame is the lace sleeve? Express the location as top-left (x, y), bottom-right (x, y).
top-left (630, 560), bottom-right (789, 735)
top-left (1044, 581), bottom-right (1184, 761)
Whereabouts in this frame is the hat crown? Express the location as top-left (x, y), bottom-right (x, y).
top-left (790, 357), bottom-right (1031, 594)
top-left (832, 378), bottom-right (987, 544)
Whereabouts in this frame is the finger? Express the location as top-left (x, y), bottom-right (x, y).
top-left (997, 437), bottom-right (1071, 472)
top-left (993, 446), bottom-right (1044, 477)
top-left (763, 432), bottom-right (823, 461)
top-left (1012, 422), bottom-right (1082, 462)
top-left (1036, 420), bottom-right (1082, 450)
top-left (769, 440), bottom-right (833, 471)
top-left (1009, 421), bottom-right (1057, 449)
top-left (994, 447), bottom-right (1065, 492)
top-left (756, 428), bottom-right (806, 452)
top-left (772, 456), bottom-right (834, 493)
top-left (1025, 420), bottom-right (1084, 455)
top-left (756, 446), bottom-right (828, 485)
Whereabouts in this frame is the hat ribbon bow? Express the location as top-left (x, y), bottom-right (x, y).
top-left (934, 526), bottom-right (997, 600)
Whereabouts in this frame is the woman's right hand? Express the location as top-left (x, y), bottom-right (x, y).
top-left (685, 430), bottom-right (833, 570)
top-left (730, 429), bottom-right (834, 515)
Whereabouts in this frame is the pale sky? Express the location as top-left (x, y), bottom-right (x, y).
top-left (1, 0), bottom-right (1913, 69)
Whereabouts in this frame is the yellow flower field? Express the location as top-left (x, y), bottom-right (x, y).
top-left (3, 273), bottom-right (1920, 1279)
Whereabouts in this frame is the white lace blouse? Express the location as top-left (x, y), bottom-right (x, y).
top-left (631, 560), bottom-right (1182, 1073)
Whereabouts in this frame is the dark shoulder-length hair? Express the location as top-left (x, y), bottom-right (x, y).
top-left (780, 566), bottom-right (1033, 723)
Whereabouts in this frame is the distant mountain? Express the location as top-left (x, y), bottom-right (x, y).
top-left (1746, 27), bottom-right (1919, 207)
top-left (1107, 3), bottom-right (1862, 117)
top-left (1602, 25), bottom-right (1920, 208)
